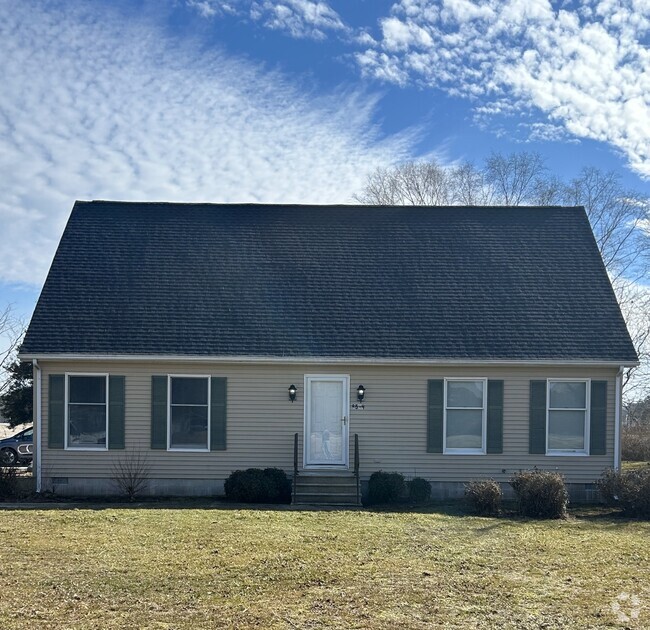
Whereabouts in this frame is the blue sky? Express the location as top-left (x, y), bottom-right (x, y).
top-left (0, 0), bottom-right (649, 328)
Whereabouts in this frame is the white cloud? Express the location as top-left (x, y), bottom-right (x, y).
top-left (252, 0), bottom-right (349, 40)
top-left (0, 1), bottom-right (414, 287)
top-left (185, 0), bottom-right (243, 18)
top-left (186, 0), bottom-right (348, 40)
top-left (521, 122), bottom-right (578, 144)
top-left (357, 0), bottom-right (650, 179)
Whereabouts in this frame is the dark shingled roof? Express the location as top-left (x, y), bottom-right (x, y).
top-left (21, 201), bottom-right (638, 362)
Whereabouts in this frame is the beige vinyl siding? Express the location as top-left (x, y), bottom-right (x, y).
top-left (38, 361), bottom-right (618, 485)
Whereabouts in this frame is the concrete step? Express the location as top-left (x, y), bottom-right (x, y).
top-left (296, 475), bottom-right (357, 486)
top-left (293, 472), bottom-right (360, 506)
top-left (295, 488), bottom-right (357, 498)
top-left (293, 493), bottom-right (360, 505)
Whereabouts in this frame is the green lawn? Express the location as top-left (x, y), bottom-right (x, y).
top-left (1, 504), bottom-right (649, 629)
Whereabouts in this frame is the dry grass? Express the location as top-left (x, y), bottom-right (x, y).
top-left (0, 504), bottom-right (649, 629)
top-left (622, 460), bottom-right (650, 472)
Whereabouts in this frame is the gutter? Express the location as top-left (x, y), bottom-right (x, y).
top-left (614, 365), bottom-right (624, 471)
top-left (33, 359), bottom-right (42, 493)
top-left (17, 353), bottom-right (640, 368)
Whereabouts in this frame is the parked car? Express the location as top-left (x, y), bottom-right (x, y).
top-left (0, 427), bottom-right (33, 466)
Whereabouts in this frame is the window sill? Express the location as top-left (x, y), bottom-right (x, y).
top-left (443, 449), bottom-right (486, 455)
top-left (65, 446), bottom-right (108, 452)
top-left (546, 451), bottom-right (590, 457)
top-left (167, 448), bottom-right (210, 453)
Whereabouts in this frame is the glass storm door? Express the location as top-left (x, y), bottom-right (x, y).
top-left (304, 376), bottom-right (349, 467)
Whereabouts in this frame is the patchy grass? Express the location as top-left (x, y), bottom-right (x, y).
top-left (1, 504), bottom-right (649, 629)
top-left (622, 460), bottom-right (650, 472)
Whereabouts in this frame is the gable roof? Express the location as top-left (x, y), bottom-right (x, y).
top-left (21, 201), bottom-right (637, 363)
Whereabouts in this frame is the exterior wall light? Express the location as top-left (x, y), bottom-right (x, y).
top-left (357, 384), bottom-right (366, 402)
top-left (288, 384), bottom-right (297, 403)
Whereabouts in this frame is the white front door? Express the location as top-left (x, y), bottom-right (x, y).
top-left (304, 375), bottom-right (349, 468)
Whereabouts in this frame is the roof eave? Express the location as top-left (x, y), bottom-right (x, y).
top-left (17, 352), bottom-right (640, 368)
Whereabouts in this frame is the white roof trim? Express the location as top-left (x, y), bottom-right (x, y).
top-left (18, 353), bottom-right (640, 368)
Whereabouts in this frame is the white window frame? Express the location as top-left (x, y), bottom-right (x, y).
top-left (546, 378), bottom-right (590, 456)
top-left (64, 372), bottom-right (109, 451)
top-left (443, 377), bottom-right (487, 455)
top-left (167, 374), bottom-right (211, 452)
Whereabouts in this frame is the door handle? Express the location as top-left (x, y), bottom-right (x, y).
top-left (342, 416), bottom-right (347, 425)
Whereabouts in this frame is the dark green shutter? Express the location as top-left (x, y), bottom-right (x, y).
top-left (427, 379), bottom-right (444, 453)
top-left (108, 376), bottom-right (125, 449)
top-left (486, 380), bottom-right (504, 454)
top-left (151, 376), bottom-right (168, 449)
top-left (529, 380), bottom-right (547, 454)
top-left (210, 377), bottom-right (227, 451)
top-left (48, 374), bottom-right (65, 449)
top-left (590, 381), bottom-right (607, 455)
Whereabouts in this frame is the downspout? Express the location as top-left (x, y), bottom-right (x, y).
top-left (33, 359), bottom-right (42, 492)
top-left (614, 366), bottom-right (624, 471)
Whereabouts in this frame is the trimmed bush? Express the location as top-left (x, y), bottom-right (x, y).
top-left (510, 470), bottom-right (568, 519)
top-left (367, 471), bottom-right (405, 505)
top-left (262, 467), bottom-right (292, 503)
top-left (597, 467), bottom-right (650, 518)
top-left (0, 466), bottom-right (19, 500)
top-left (464, 479), bottom-right (502, 516)
top-left (408, 477), bottom-right (432, 503)
top-left (224, 467), bottom-right (291, 504)
top-left (622, 427), bottom-right (650, 462)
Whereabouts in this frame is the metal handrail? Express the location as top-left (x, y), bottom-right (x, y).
top-left (354, 433), bottom-right (360, 505)
top-left (293, 432), bottom-right (299, 504)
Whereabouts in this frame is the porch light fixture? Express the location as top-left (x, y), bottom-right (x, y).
top-left (357, 384), bottom-right (366, 402)
top-left (288, 384), bottom-right (297, 403)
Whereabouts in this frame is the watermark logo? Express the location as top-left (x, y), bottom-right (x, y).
top-left (611, 592), bottom-right (641, 624)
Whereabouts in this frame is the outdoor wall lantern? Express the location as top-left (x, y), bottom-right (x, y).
top-left (357, 384), bottom-right (366, 402)
top-left (288, 384), bottom-right (297, 403)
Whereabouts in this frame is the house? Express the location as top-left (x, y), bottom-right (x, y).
top-left (20, 201), bottom-right (638, 502)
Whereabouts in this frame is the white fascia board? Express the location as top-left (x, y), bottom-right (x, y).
top-left (17, 352), bottom-right (640, 368)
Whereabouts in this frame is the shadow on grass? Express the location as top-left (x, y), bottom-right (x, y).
top-left (0, 496), bottom-right (291, 511)
top-left (1, 497), bottom-right (647, 527)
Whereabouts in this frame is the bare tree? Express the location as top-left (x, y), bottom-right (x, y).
top-left (449, 162), bottom-right (494, 205)
top-left (484, 151), bottom-right (547, 205)
top-left (354, 161), bottom-right (452, 206)
top-left (616, 280), bottom-right (650, 397)
top-left (532, 175), bottom-right (564, 206)
top-left (562, 169), bottom-right (650, 395)
top-left (0, 305), bottom-right (25, 398)
top-left (563, 168), bottom-right (650, 285)
top-left (355, 153), bottom-right (650, 399)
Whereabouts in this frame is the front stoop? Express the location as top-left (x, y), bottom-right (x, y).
top-left (293, 472), bottom-right (361, 507)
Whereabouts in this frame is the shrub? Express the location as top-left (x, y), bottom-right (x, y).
top-left (261, 467), bottom-right (292, 503)
top-left (111, 449), bottom-right (150, 501)
top-left (622, 426), bottom-right (650, 462)
top-left (597, 468), bottom-right (619, 508)
top-left (0, 466), bottom-right (19, 500)
top-left (597, 467), bottom-right (650, 518)
top-left (367, 471), bottom-right (405, 505)
top-left (408, 477), bottom-right (432, 503)
top-left (510, 470), bottom-right (569, 519)
top-left (464, 479), bottom-right (502, 516)
top-left (224, 467), bottom-right (291, 504)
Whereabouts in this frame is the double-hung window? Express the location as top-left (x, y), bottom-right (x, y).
top-left (444, 378), bottom-right (487, 454)
top-left (66, 374), bottom-right (108, 449)
top-left (168, 376), bottom-right (210, 451)
top-left (547, 380), bottom-right (589, 455)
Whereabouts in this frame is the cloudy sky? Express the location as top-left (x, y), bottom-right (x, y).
top-left (1, 0), bottom-right (649, 327)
